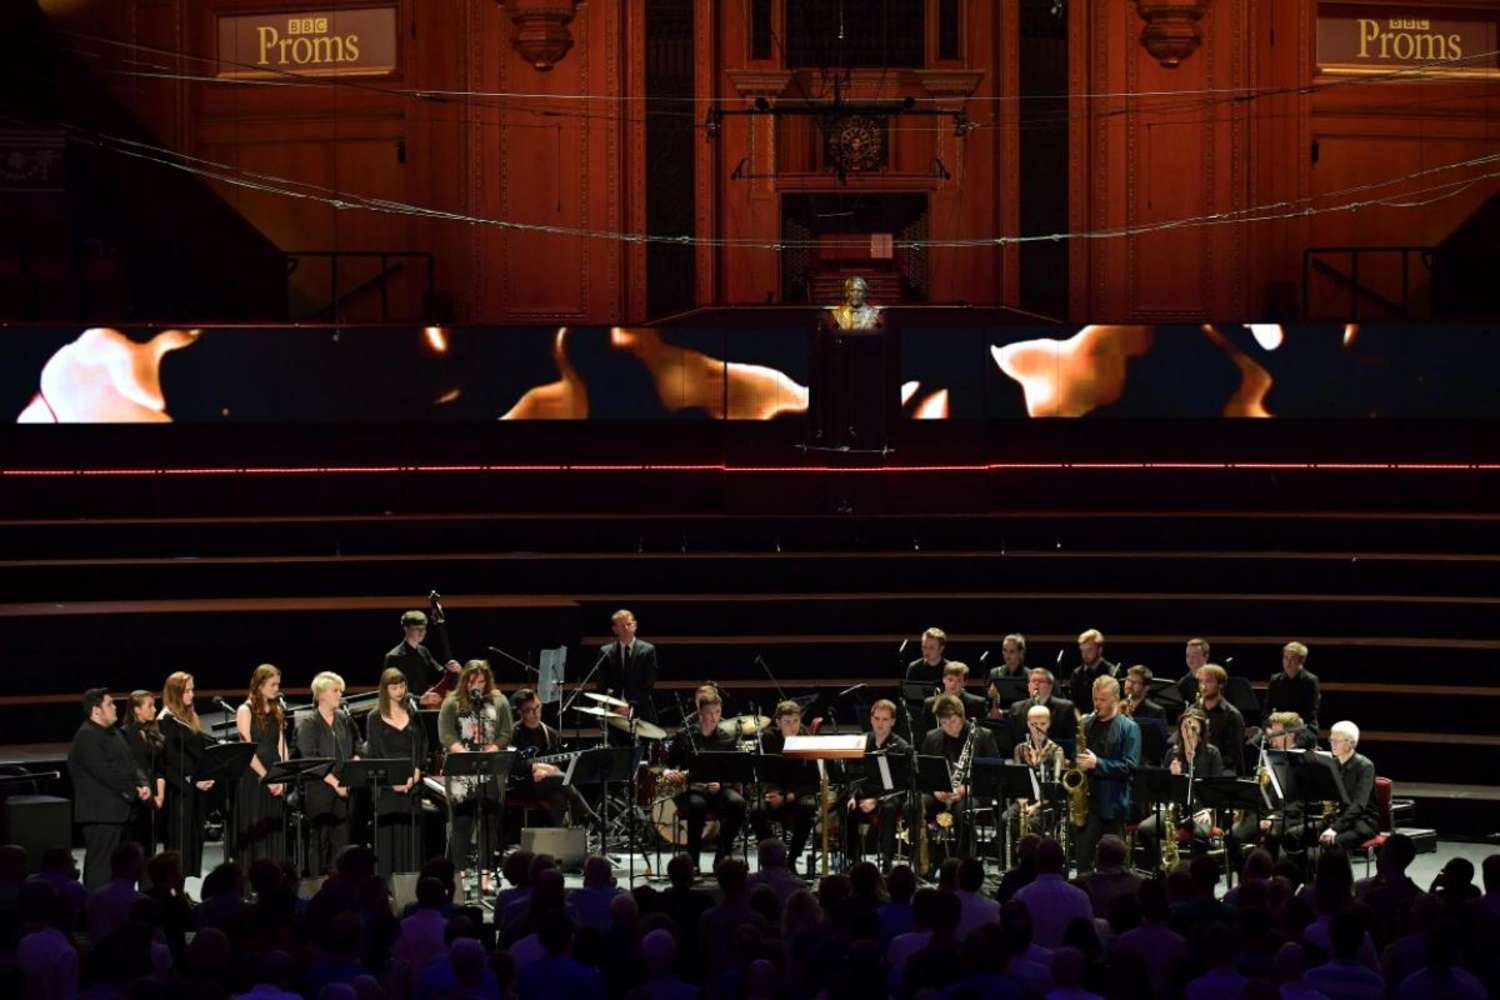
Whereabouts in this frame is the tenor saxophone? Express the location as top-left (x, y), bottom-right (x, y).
top-left (1062, 721), bottom-right (1091, 829)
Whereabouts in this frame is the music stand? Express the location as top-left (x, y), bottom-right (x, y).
top-left (992, 676), bottom-right (1030, 709)
top-left (443, 750), bottom-right (516, 897)
top-left (1194, 776), bottom-right (1266, 890)
top-left (264, 757), bottom-right (334, 877)
top-left (197, 743), bottom-right (259, 861)
top-left (1133, 767), bottom-right (1188, 874)
top-left (1285, 749), bottom-right (1345, 856)
top-left (1136, 718), bottom-right (1170, 766)
top-left (565, 746), bottom-right (641, 881)
top-left (340, 758), bottom-right (417, 871)
top-left (984, 762), bottom-right (1042, 868)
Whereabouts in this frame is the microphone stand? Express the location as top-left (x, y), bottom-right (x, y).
top-left (559, 647), bottom-right (612, 723)
top-left (895, 675), bottom-right (922, 872)
top-left (754, 655), bottom-right (787, 703)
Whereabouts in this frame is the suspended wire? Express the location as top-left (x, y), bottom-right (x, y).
top-left (21, 112), bottom-right (1499, 252)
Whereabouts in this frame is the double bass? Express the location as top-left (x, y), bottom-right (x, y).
top-left (419, 590), bottom-right (459, 707)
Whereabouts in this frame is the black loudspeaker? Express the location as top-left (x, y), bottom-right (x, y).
top-left (2, 795), bottom-right (73, 872)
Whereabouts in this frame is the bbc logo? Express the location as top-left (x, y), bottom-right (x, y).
top-left (287, 17), bottom-right (330, 35)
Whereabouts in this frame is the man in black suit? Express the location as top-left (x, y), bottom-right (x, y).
top-left (1122, 665), bottom-right (1166, 721)
top-left (67, 688), bottom-right (150, 889)
top-left (1319, 720), bottom-right (1378, 851)
top-left (1010, 668), bottom-right (1077, 746)
top-left (1068, 628), bottom-right (1119, 710)
top-left (920, 662), bottom-right (987, 734)
top-left (601, 608), bottom-right (658, 723)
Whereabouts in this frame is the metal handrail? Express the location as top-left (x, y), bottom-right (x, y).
top-left (1302, 245), bottom-right (1434, 321)
top-left (284, 250), bottom-right (436, 322)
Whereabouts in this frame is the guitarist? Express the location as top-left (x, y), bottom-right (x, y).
top-left (385, 607), bottom-right (462, 708)
top-left (510, 688), bottom-right (603, 831)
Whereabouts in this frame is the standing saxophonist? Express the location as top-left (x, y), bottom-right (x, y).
top-left (1072, 676), bottom-right (1141, 875)
top-left (919, 695), bottom-right (999, 857)
top-left (1135, 708), bottom-right (1223, 868)
top-left (1011, 704), bottom-right (1065, 839)
top-left (438, 661), bottom-right (514, 872)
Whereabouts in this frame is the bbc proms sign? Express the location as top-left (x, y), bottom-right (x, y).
top-left (216, 7), bottom-right (398, 79)
top-left (1317, 5), bottom-right (1499, 76)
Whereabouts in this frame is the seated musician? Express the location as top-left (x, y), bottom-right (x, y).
top-left (508, 688), bottom-right (603, 831)
top-left (749, 701), bottom-right (819, 875)
top-left (663, 688), bottom-right (746, 873)
top-left (1319, 720), bottom-right (1378, 851)
top-left (845, 699), bottom-right (908, 868)
top-left (1009, 668), bottom-right (1076, 746)
top-left (920, 694), bottom-right (1000, 855)
top-left (986, 633), bottom-right (1030, 719)
top-left (1136, 708), bottom-right (1224, 867)
top-left (921, 662), bottom-right (988, 734)
top-left (1009, 704), bottom-right (1065, 840)
top-left (1227, 711), bottom-right (1310, 868)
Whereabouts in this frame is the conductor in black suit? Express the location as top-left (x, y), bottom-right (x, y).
top-left (67, 688), bottom-right (150, 889)
top-left (600, 608), bottom-right (658, 723)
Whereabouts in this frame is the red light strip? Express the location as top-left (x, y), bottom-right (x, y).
top-left (3, 462), bottom-right (1499, 478)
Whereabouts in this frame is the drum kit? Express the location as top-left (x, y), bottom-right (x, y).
top-left (571, 692), bottom-right (773, 848)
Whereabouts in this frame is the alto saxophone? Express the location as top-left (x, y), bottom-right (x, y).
top-left (1062, 721), bottom-right (1091, 829)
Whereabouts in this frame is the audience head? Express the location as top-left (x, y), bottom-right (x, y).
top-left (936, 856), bottom-right (961, 891)
top-left (1051, 946), bottom-right (1087, 989)
top-left (666, 853), bottom-right (696, 889)
top-left (1484, 853), bottom-right (1500, 895)
top-left (1275, 941), bottom-right (1307, 983)
top-left (887, 864), bottom-right (917, 903)
top-left (756, 838), bottom-right (788, 871)
top-left (1014, 833), bottom-right (1042, 868)
top-left (957, 856), bottom-right (985, 892)
top-left (747, 884), bottom-right (781, 927)
top-left (1328, 910), bottom-right (1363, 963)
top-left (1035, 837), bottom-right (1066, 875)
top-left (641, 927), bottom-right (676, 976)
top-left (1139, 877), bottom-right (1170, 921)
top-left (582, 855), bottom-right (614, 888)
top-left (1376, 832), bottom-right (1416, 877)
top-left (715, 855), bottom-right (749, 896)
top-left (848, 861), bottom-right (883, 900)
top-left (999, 899), bottom-right (1034, 945)
top-left (927, 886), bottom-right (962, 936)
top-left (1242, 848), bottom-right (1275, 882)
top-left (1095, 834), bottom-right (1127, 870)
top-left (537, 908), bottom-right (575, 956)
top-left (416, 876), bottom-right (447, 910)
top-left (110, 840), bottom-right (146, 882)
top-left (449, 937), bottom-right (489, 985)
top-left (501, 849), bottom-right (535, 889)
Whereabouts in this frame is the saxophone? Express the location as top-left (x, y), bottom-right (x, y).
top-left (1062, 721), bottom-right (1091, 829)
top-left (1161, 798), bottom-right (1181, 872)
top-left (935, 721), bottom-right (976, 832)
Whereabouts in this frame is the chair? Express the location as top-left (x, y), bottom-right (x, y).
top-left (1354, 776), bottom-right (1393, 876)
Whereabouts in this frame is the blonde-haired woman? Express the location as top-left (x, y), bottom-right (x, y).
top-left (365, 667), bottom-right (427, 876)
top-left (234, 664), bottom-right (288, 865)
top-left (294, 670), bottom-right (363, 874)
top-left (159, 671), bottom-right (216, 877)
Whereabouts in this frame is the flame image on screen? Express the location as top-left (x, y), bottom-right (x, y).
top-left (16, 327), bottom-right (201, 423)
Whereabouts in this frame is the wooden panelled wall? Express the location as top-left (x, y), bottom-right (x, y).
top-left (45, 0), bottom-right (1500, 323)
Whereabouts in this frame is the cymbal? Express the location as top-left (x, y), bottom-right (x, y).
top-left (719, 714), bottom-right (770, 737)
top-left (585, 692), bottom-right (630, 709)
top-left (573, 705), bottom-right (615, 718)
top-left (606, 715), bottom-right (669, 740)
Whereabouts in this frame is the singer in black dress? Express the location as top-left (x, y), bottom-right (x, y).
top-left (365, 668), bottom-right (427, 877)
top-left (234, 665), bottom-right (289, 866)
top-left (158, 671), bottom-right (217, 878)
top-left (122, 690), bottom-right (167, 854)
top-left (295, 671), bottom-right (363, 875)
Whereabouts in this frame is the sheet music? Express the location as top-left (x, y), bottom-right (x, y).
top-left (877, 754), bottom-right (893, 792)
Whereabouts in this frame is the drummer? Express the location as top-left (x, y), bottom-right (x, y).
top-left (663, 686), bottom-right (746, 873)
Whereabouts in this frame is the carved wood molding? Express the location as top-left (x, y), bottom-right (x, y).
top-left (726, 69), bottom-right (795, 98)
top-left (1132, 0), bottom-right (1212, 68)
top-left (502, 0), bottom-right (579, 71)
top-left (914, 68), bottom-right (987, 110)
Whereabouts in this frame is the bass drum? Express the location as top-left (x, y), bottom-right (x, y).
top-left (651, 795), bottom-right (718, 848)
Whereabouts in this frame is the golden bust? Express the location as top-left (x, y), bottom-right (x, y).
top-left (826, 275), bottom-right (883, 331)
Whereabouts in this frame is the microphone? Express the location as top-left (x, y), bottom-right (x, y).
top-left (898, 638), bottom-right (909, 655)
top-left (979, 650), bottom-right (991, 665)
top-left (213, 696), bottom-right (235, 714)
top-left (1056, 649), bottom-right (1065, 666)
top-left (838, 682), bottom-right (867, 698)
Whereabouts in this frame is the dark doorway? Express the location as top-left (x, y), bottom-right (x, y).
top-left (1019, 0), bottom-right (1070, 319)
top-left (645, 0), bottom-right (696, 320)
top-left (780, 192), bottom-right (929, 306)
